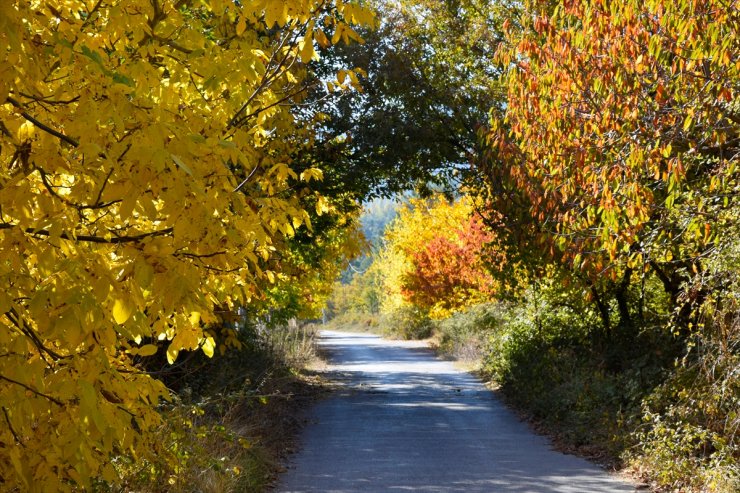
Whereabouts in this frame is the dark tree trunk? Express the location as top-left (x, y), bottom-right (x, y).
top-left (590, 285), bottom-right (611, 335)
top-left (615, 267), bottom-right (633, 332)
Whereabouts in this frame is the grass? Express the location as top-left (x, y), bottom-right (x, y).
top-left (103, 323), bottom-right (326, 493)
top-left (321, 311), bottom-right (382, 333)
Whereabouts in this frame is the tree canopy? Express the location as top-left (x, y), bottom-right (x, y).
top-left (0, 0), bottom-right (371, 489)
top-left (2, 0), bottom-right (739, 491)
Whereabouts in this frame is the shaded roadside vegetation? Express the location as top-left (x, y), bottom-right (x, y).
top-left (103, 321), bottom-right (322, 493)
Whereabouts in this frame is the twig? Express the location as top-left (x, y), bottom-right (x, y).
top-left (5, 97), bottom-right (79, 147)
top-left (0, 223), bottom-right (173, 244)
top-left (232, 165), bottom-right (260, 193)
top-left (0, 375), bottom-right (63, 406)
top-left (2, 407), bottom-right (24, 446)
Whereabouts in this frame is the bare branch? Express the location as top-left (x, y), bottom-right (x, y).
top-left (5, 97), bottom-right (79, 147)
top-left (0, 375), bottom-right (63, 407)
top-left (232, 164), bottom-right (260, 193)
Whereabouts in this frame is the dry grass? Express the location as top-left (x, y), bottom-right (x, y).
top-left (106, 323), bottom-right (327, 493)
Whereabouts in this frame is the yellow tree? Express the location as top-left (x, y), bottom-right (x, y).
top-left (377, 195), bottom-right (494, 319)
top-left (0, 0), bottom-right (371, 490)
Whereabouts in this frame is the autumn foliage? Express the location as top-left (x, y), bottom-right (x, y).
top-left (473, 0), bottom-right (739, 489)
top-left (372, 196), bottom-right (495, 319)
top-left (403, 215), bottom-right (495, 315)
top-left (484, 0), bottom-right (738, 285)
top-left (0, 0), bottom-right (371, 490)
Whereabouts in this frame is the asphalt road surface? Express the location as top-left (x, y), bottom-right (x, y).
top-left (276, 330), bottom-right (638, 493)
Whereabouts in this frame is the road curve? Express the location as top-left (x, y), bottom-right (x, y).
top-left (276, 330), bottom-right (637, 493)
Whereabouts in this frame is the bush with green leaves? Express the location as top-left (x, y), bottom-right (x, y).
top-left (480, 280), bottom-right (675, 460)
top-left (435, 303), bottom-right (503, 361)
top-left (630, 235), bottom-right (740, 492)
top-left (381, 305), bottom-right (434, 340)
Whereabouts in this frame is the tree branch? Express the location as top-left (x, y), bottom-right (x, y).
top-left (5, 97), bottom-right (79, 147)
top-left (2, 407), bottom-right (24, 446)
top-left (232, 164), bottom-right (260, 193)
top-left (0, 374), bottom-right (63, 406)
top-left (0, 223), bottom-right (173, 244)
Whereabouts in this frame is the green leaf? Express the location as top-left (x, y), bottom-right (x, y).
top-left (171, 154), bottom-right (193, 175)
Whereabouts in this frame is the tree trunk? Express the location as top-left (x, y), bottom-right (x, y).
top-left (615, 267), bottom-right (633, 332)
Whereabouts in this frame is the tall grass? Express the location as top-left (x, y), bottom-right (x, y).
top-left (102, 321), bottom-right (321, 493)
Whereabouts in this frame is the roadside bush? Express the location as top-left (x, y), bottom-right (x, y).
top-left (481, 282), bottom-right (672, 461)
top-left (323, 310), bottom-right (380, 332)
top-left (630, 250), bottom-right (740, 491)
top-left (261, 322), bottom-right (319, 369)
top-left (636, 367), bottom-right (739, 493)
top-left (381, 305), bottom-right (434, 339)
top-left (436, 302), bottom-right (502, 362)
top-left (107, 321), bottom-right (320, 493)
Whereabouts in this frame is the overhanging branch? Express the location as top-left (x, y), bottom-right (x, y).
top-left (0, 223), bottom-right (173, 244)
top-left (5, 97), bottom-right (79, 147)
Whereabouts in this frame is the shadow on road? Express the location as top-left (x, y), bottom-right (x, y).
top-left (276, 331), bottom-right (637, 493)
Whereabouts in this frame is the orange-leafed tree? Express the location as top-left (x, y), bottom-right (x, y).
top-left (378, 195), bottom-right (496, 319)
top-left (480, 0), bottom-right (739, 330)
top-left (403, 215), bottom-right (496, 316)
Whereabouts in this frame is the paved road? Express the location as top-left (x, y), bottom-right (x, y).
top-left (276, 331), bottom-right (637, 492)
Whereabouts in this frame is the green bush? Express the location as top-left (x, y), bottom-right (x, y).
top-left (435, 302), bottom-right (502, 361)
top-left (479, 283), bottom-right (672, 461)
top-left (323, 310), bottom-right (380, 332)
top-left (381, 305), bottom-right (434, 339)
top-left (632, 327), bottom-right (740, 492)
top-left (627, 234), bottom-right (740, 492)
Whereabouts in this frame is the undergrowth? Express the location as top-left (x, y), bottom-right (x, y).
top-left (100, 322), bottom-right (321, 493)
top-left (322, 311), bottom-right (380, 333)
top-left (436, 272), bottom-right (738, 493)
top-left (380, 305), bottom-right (434, 340)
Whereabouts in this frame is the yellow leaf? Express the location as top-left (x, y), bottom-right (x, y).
top-left (166, 344), bottom-right (179, 364)
top-left (316, 195), bottom-right (330, 215)
top-left (171, 154), bottom-right (193, 176)
top-left (315, 29), bottom-right (330, 48)
top-left (17, 121), bottom-right (35, 140)
top-left (265, 1), bottom-right (287, 28)
top-left (0, 292), bottom-right (10, 313)
top-left (236, 15), bottom-right (247, 36)
top-left (201, 336), bottom-right (215, 358)
top-left (300, 168), bottom-right (323, 181)
top-left (337, 69), bottom-right (348, 84)
top-left (300, 35), bottom-right (316, 63)
top-left (137, 344), bottom-right (158, 357)
top-left (112, 298), bottom-right (133, 324)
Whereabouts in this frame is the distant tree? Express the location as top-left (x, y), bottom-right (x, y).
top-left (403, 215), bottom-right (496, 317)
top-left (377, 195), bottom-right (496, 318)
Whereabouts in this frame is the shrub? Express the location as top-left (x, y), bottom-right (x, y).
top-left (632, 320), bottom-right (740, 492)
top-left (381, 305), bottom-right (434, 339)
top-left (108, 320), bottom-right (320, 492)
top-left (480, 283), bottom-right (672, 462)
top-left (436, 302), bottom-right (502, 362)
